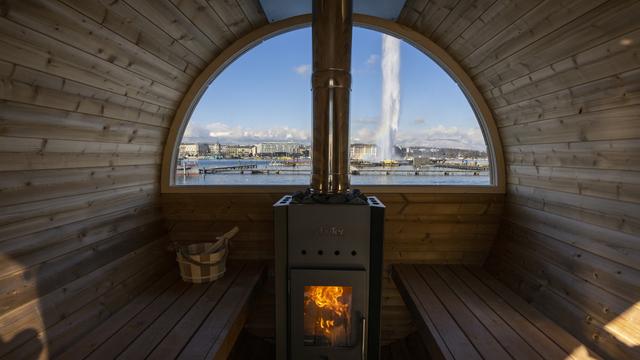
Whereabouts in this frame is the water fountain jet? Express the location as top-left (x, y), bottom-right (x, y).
top-left (377, 34), bottom-right (400, 161)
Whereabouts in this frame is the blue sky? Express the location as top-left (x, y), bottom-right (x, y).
top-left (184, 27), bottom-right (486, 150)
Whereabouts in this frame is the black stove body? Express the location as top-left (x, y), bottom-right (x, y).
top-left (274, 195), bottom-right (384, 360)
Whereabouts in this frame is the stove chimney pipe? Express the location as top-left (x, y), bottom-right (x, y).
top-left (310, 0), bottom-right (353, 194)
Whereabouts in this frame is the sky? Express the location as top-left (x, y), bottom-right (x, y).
top-left (183, 27), bottom-right (487, 151)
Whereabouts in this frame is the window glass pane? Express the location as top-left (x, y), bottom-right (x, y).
top-left (176, 27), bottom-right (490, 186)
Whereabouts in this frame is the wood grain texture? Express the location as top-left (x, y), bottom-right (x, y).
top-left (1, 0), bottom-right (637, 358)
top-left (0, 0), bottom-right (265, 357)
top-left (395, 1), bottom-right (640, 358)
top-left (392, 264), bottom-right (604, 359)
top-left (161, 191), bottom-right (504, 343)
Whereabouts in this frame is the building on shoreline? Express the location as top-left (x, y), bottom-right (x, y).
top-left (350, 143), bottom-right (378, 161)
top-left (208, 142), bottom-right (222, 156)
top-left (178, 143), bottom-right (209, 157)
top-left (256, 142), bottom-right (306, 157)
top-left (222, 144), bottom-right (257, 158)
top-left (179, 140), bottom-right (489, 165)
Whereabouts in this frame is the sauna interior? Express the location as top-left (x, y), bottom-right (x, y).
top-left (0, 0), bottom-right (638, 359)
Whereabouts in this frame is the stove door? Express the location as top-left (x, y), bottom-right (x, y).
top-left (290, 269), bottom-right (367, 360)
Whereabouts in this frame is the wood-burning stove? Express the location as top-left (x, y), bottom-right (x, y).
top-left (274, 1), bottom-right (384, 358)
top-left (274, 195), bottom-right (384, 359)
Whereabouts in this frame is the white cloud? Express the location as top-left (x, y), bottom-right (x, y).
top-left (184, 122), bottom-right (486, 150)
top-left (183, 122), bottom-right (310, 144)
top-left (352, 124), bottom-right (486, 150)
top-left (398, 125), bottom-right (486, 150)
top-left (182, 122), bottom-right (208, 139)
top-left (366, 54), bottom-right (379, 65)
top-left (352, 127), bottom-right (377, 143)
top-left (293, 64), bottom-right (311, 76)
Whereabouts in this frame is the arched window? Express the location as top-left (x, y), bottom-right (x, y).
top-left (168, 23), bottom-right (502, 189)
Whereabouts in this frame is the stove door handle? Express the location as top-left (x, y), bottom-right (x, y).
top-left (361, 315), bottom-right (367, 360)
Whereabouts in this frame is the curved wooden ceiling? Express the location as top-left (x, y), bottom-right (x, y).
top-left (0, 1), bottom-right (638, 359)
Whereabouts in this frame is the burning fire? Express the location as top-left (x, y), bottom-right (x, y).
top-left (305, 286), bottom-right (351, 337)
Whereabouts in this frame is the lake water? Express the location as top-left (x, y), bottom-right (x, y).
top-left (175, 159), bottom-right (490, 186)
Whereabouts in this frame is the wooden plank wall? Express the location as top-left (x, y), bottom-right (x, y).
top-left (161, 192), bottom-right (504, 343)
top-left (398, 1), bottom-right (640, 359)
top-left (0, 0), bottom-right (266, 358)
top-left (2, 0), bottom-right (637, 358)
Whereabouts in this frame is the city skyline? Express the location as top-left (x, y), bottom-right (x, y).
top-left (178, 140), bottom-right (488, 159)
top-left (181, 126), bottom-right (487, 152)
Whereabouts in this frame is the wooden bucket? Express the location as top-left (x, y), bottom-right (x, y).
top-left (175, 227), bottom-right (238, 283)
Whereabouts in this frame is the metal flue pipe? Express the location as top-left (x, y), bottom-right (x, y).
top-left (310, 0), bottom-right (353, 194)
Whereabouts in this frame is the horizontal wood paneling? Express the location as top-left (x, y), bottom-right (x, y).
top-left (0, 238), bottom-right (173, 358)
top-left (486, 220), bottom-right (640, 360)
top-left (0, 219), bottom-right (165, 315)
top-left (3, 0), bottom-right (195, 90)
top-left (60, 0), bottom-right (207, 74)
top-left (0, 207), bottom-right (163, 277)
top-left (2, 0), bottom-right (636, 358)
top-left (485, 29), bottom-right (640, 109)
top-left (392, 1), bottom-right (637, 359)
top-left (399, 1), bottom-right (640, 358)
top-left (0, 0), bottom-right (265, 357)
top-left (504, 139), bottom-right (640, 171)
top-left (0, 165), bottom-right (160, 207)
top-left (0, 101), bottom-right (168, 145)
top-left (476, 0), bottom-right (640, 91)
top-left (161, 191), bottom-right (504, 343)
top-left (0, 61), bottom-right (174, 124)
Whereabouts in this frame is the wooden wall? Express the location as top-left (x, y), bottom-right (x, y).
top-left (1, 0), bottom-right (638, 358)
top-left (397, 0), bottom-right (640, 359)
top-left (0, 0), bottom-right (265, 358)
top-left (162, 191), bottom-right (504, 343)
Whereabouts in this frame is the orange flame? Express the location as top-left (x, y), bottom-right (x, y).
top-left (305, 286), bottom-right (350, 336)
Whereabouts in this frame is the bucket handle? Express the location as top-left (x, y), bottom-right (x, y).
top-left (178, 241), bottom-right (228, 267)
top-left (174, 226), bottom-right (239, 265)
top-left (203, 226), bottom-right (239, 254)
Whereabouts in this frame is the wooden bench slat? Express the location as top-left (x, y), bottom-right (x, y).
top-left (205, 262), bottom-right (266, 360)
top-left (58, 261), bottom-right (264, 360)
top-left (56, 270), bottom-right (180, 360)
top-left (393, 264), bottom-right (481, 360)
top-left (416, 265), bottom-right (513, 360)
top-left (393, 264), bottom-right (604, 360)
top-left (393, 265), bottom-right (456, 360)
top-left (87, 276), bottom-right (191, 359)
top-left (179, 262), bottom-right (265, 360)
top-left (468, 267), bottom-right (604, 360)
top-left (451, 266), bottom-right (579, 360)
top-left (433, 266), bottom-right (544, 359)
top-left (146, 263), bottom-right (245, 359)
top-left (116, 280), bottom-right (213, 359)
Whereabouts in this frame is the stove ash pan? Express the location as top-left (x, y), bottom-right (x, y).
top-left (274, 195), bottom-right (384, 360)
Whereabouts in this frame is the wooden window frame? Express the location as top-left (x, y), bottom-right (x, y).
top-left (161, 15), bottom-right (506, 194)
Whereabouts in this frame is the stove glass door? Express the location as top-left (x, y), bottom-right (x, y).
top-left (290, 269), bottom-right (367, 359)
top-left (304, 285), bottom-right (353, 347)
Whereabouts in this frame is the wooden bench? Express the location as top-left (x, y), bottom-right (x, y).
top-left (58, 261), bottom-right (265, 360)
top-left (392, 264), bottom-right (603, 360)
